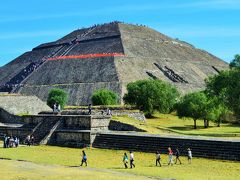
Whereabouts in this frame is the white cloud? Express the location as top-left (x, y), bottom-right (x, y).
top-left (0, 1), bottom-right (239, 23)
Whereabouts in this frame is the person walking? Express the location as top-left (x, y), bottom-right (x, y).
top-left (31, 135), bottom-right (35, 146)
top-left (80, 151), bottom-right (87, 166)
top-left (88, 104), bottom-right (92, 115)
top-left (168, 147), bottom-right (173, 166)
top-left (156, 151), bottom-right (161, 167)
top-left (123, 152), bottom-right (128, 168)
top-left (3, 135), bottom-right (7, 148)
top-left (14, 137), bottom-right (19, 148)
top-left (53, 103), bottom-right (57, 113)
top-left (130, 151), bottom-right (135, 168)
top-left (187, 148), bottom-right (192, 164)
top-left (26, 135), bottom-right (31, 146)
top-left (175, 148), bottom-right (182, 164)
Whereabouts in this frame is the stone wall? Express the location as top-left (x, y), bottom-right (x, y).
top-left (62, 116), bottom-right (91, 130)
top-left (109, 120), bottom-right (146, 132)
top-left (0, 108), bottom-right (21, 123)
top-left (93, 133), bottom-right (240, 161)
top-left (0, 95), bottom-right (51, 115)
top-left (112, 111), bottom-right (146, 121)
top-left (91, 116), bottom-right (110, 131)
top-left (51, 130), bottom-right (91, 147)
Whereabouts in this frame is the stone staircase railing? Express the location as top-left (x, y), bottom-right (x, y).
top-left (39, 119), bottom-right (63, 145)
top-left (29, 117), bottom-right (59, 144)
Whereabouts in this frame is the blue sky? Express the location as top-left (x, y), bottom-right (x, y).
top-left (0, 0), bottom-right (239, 66)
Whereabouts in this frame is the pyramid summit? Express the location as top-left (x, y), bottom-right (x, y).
top-left (0, 22), bottom-right (228, 105)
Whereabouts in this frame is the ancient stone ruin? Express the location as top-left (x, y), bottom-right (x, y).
top-left (0, 95), bottom-right (110, 147)
top-left (0, 22), bottom-right (229, 105)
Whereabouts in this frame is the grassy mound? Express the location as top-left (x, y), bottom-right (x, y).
top-left (112, 113), bottom-right (240, 138)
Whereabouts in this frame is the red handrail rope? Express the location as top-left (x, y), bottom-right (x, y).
top-left (47, 53), bottom-right (124, 61)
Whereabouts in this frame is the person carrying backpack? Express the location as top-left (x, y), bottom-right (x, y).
top-left (80, 150), bottom-right (87, 166)
top-left (175, 148), bottom-right (182, 164)
top-left (156, 151), bottom-right (161, 167)
top-left (123, 152), bottom-right (128, 168)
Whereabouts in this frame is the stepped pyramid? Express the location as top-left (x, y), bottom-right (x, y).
top-left (0, 22), bottom-right (228, 105)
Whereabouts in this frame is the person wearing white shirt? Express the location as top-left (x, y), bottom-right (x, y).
top-left (130, 151), bottom-right (135, 168)
top-left (187, 148), bottom-right (192, 164)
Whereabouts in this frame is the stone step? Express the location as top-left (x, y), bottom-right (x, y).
top-left (93, 141), bottom-right (240, 155)
top-left (93, 137), bottom-right (239, 150)
top-left (92, 134), bottom-right (240, 161)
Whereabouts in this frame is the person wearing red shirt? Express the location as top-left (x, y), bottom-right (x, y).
top-left (168, 147), bottom-right (173, 166)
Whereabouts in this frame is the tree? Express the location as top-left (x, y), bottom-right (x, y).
top-left (47, 88), bottom-right (68, 109)
top-left (176, 92), bottom-right (208, 129)
top-left (123, 79), bottom-right (180, 117)
top-left (206, 103), bottom-right (229, 127)
top-left (229, 54), bottom-right (240, 69)
top-left (205, 69), bottom-right (240, 120)
top-left (91, 89), bottom-right (118, 105)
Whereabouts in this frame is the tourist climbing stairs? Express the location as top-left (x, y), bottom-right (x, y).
top-left (9, 46), bottom-right (69, 93)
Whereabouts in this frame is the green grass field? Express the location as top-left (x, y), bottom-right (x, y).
top-left (112, 113), bottom-right (240, 138)
top-left (0, 145), bottom-right (239, 180)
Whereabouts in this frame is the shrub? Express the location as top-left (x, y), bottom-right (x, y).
top-left (47, 88), bottom-right (68, 109)
top-left (91, 89), bottom-right (118, 105)
top-left (123, 79), bottom-right (180, 117)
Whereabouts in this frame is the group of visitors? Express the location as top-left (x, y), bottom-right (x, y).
top-left (3, 135), bottom-right (19, 148)
top-left (123, 151), bottom-right (135, 168)
top-left (26, 135), bottom-right (35, 146)
top-left (79, 148), bottom-right (192, 169)
top-left (0, 59), bottom-right (45, 93)
top-left (124, 147), bottom-right (192, 169)
top-left (100, 108), bottom-right (112, 116)
top-left (167, 147), bottom-right (192, 166)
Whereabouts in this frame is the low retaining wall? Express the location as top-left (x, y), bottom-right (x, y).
top-left (112, 111), bottom-right (146, 121)
top-left (109, 120), bottom-right (146, 132)
top-left (93, 133), bottom-right (240, 161)
top-left (0, 108), bottom-right (22, 124)
top-left (61, 108), bottom-right (146, 121)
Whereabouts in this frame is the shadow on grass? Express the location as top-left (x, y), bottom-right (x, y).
top-left (169, 125), bottom-right (216, 131)
top-left (111, 167), bottom-right (129, 170)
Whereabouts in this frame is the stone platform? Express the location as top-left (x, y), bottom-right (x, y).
top-left (93, 132), bottom-right (240, 161)
top-left (0, 114), bottom-right (110, 147)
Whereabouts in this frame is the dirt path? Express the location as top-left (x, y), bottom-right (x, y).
top-left (0, 159), bottom-right (169, 180)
